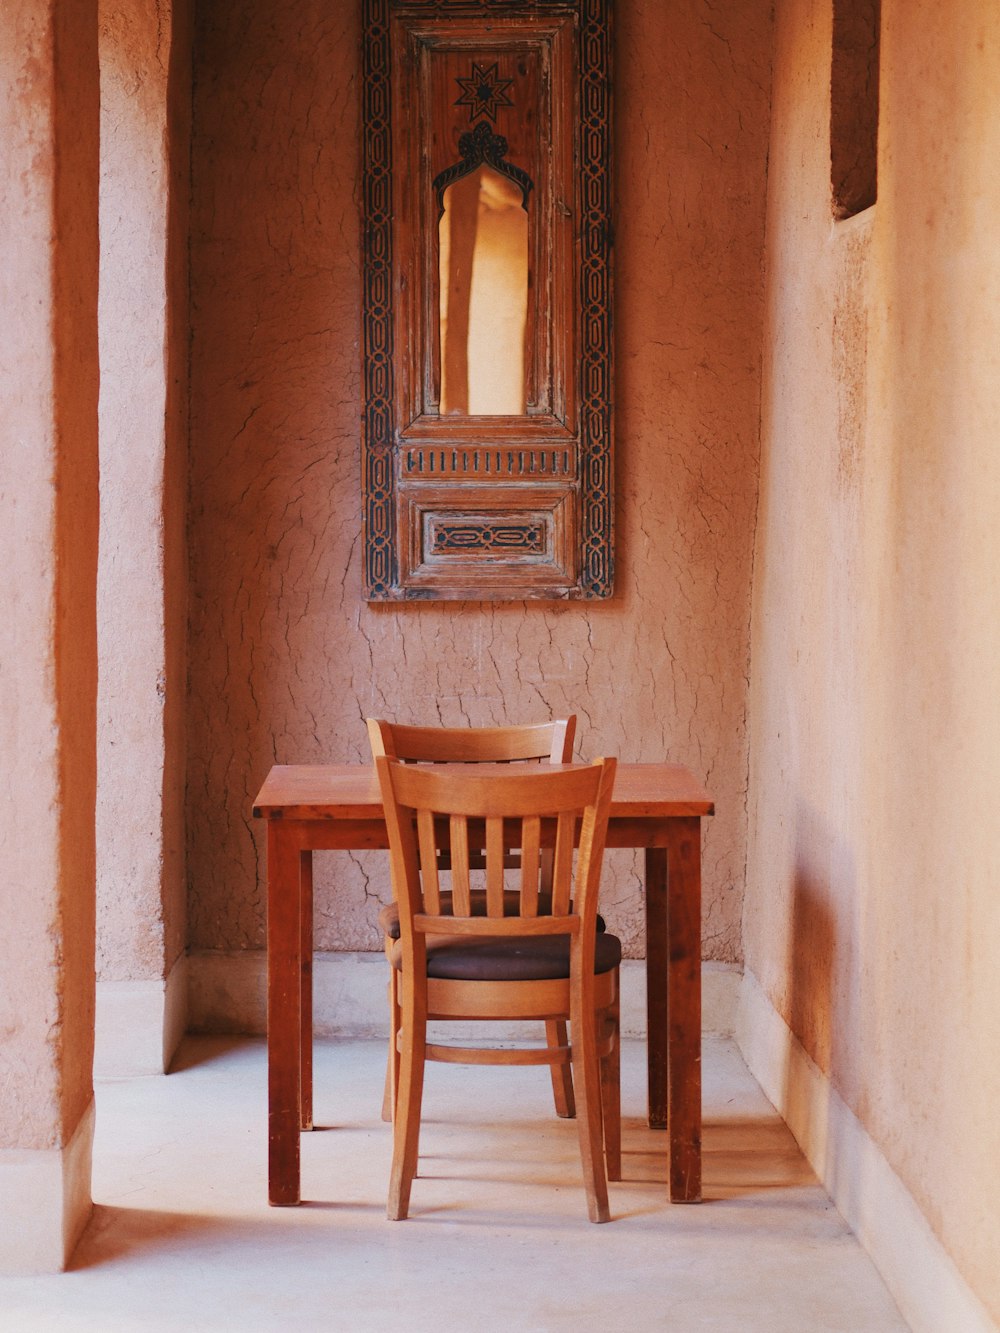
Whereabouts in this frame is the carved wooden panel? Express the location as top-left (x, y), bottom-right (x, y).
top-left (362, 0), bottom-right (613, 600)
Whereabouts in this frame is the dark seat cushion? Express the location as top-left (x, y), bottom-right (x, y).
top-left (379, 893), bottom-right (606, 941)
top-left (389, 930), bottom-right (622, 981)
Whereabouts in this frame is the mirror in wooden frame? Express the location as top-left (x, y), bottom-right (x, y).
top-left (361, 0), bottom-right (614, 600)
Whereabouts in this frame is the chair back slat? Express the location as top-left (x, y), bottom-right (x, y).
top-left (551, 810), bottom-right (577, 916)
top-left (519, 816), bottom-right (541, 915)
top-left (416, 809), bottom-right (442, 914)
top-left (485, 815), bottom-right (505, 915)
top-left (449, 814), bottom-right (472, 916)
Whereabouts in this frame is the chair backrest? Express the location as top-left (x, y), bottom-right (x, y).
top-left (367, 717), bottom-right (576, 766)
top-left (374, 756), bottom-right (616, 947)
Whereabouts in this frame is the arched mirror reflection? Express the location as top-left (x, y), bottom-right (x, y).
top-left (438, 164), bottom-right (529, 417)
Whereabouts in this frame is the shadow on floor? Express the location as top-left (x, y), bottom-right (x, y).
top-left (69, 1206), bottom-right (228, 1271)
top-left (615, 1112), bottom-right (816, 1199)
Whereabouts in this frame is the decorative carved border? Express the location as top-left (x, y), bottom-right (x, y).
top-left (361, 0), bottom-right (397, 597)
top-left (578, 0), bottom-right (614, 596)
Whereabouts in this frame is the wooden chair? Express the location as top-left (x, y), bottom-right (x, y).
top-left (367, 717), bottom-right (581, 1122)
top-left (375, 754), bottom-right (621, 1222)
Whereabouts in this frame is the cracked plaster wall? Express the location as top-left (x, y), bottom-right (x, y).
top-left (187, 0), bottom-right (772, 964)
top-left (745, 0), bottom-right (1000, 1319)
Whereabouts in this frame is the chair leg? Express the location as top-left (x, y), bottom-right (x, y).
top-left (388, 970), bottom-right (427, 1221)
top-left (381, 968), bottom-right (400, 1123)
top-left (601, 980), bottom-right (621, 1181)
top-left (570, 962), bottom-right (611, 1223)
top-left (545, 1019), bottom-right (576, 1118)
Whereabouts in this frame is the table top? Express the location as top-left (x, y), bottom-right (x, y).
top-left (252, 762), bottom-right (714, 822)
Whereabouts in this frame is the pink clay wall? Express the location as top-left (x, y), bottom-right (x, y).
top-left (187, 1), bottom-right (772, 962)
top-left (0, 0), bottom-right (99, 1146)
top-left (745, 0), bottom-right (1000, 1319)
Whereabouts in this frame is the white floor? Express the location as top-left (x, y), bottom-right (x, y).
top-left (0, 1038), bottom-right (909, 1331)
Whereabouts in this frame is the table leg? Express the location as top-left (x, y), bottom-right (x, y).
top-left (665, 817), bottom-right (702, 1203)
top-left (300, 850), bottom-right (313, 1132)
top-left (644, 847), bottom-right (668, 1130)
top-left (267, 822), bottom-right (302, 1205)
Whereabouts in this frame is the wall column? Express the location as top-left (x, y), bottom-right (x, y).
top-left (0, 0), bottom-right (100, 1272)
top-left (95, 0), bottom-right (191, 1077)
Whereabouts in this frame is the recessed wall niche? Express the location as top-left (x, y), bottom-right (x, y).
top-left (361, 0), bottom-right (614, 601)
top-left (831, 0), bottom-right (881, 219)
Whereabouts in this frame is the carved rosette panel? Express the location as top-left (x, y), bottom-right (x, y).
top-left (361, 0), bottom-right (614, 601)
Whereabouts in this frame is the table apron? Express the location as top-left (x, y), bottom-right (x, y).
top-left (265, 816), bottom-right (674, 854)
top-left (268, 819), bottom-right (389, 852)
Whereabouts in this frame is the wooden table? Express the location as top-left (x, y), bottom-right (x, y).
top-left (252, 762), bottom-right (713, 1207)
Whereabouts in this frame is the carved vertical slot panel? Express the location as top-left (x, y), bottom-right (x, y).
top-left (362, 0), bottom-right (613, 601)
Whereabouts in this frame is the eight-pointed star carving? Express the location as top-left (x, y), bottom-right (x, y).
top-left (454, 61), bottom-right (514, 123)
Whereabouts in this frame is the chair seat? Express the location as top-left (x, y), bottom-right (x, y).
top-left (379, 894), bottom-right (606, 940)
top-left (390, 930), bottom-right (622, 982)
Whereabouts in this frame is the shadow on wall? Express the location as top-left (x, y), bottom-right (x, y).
top-left (782, 801), bottom-right (858, 1177)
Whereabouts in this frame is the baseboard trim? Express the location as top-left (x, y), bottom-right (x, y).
top-left (0, 1097), bottom-right (94, 1274)
top-left (94, 952), bottom-right (189, 1077)
top-left (188, 950), bottom-right (741, 1040)
top-left (736, 968), bottom-right (998, 1333)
